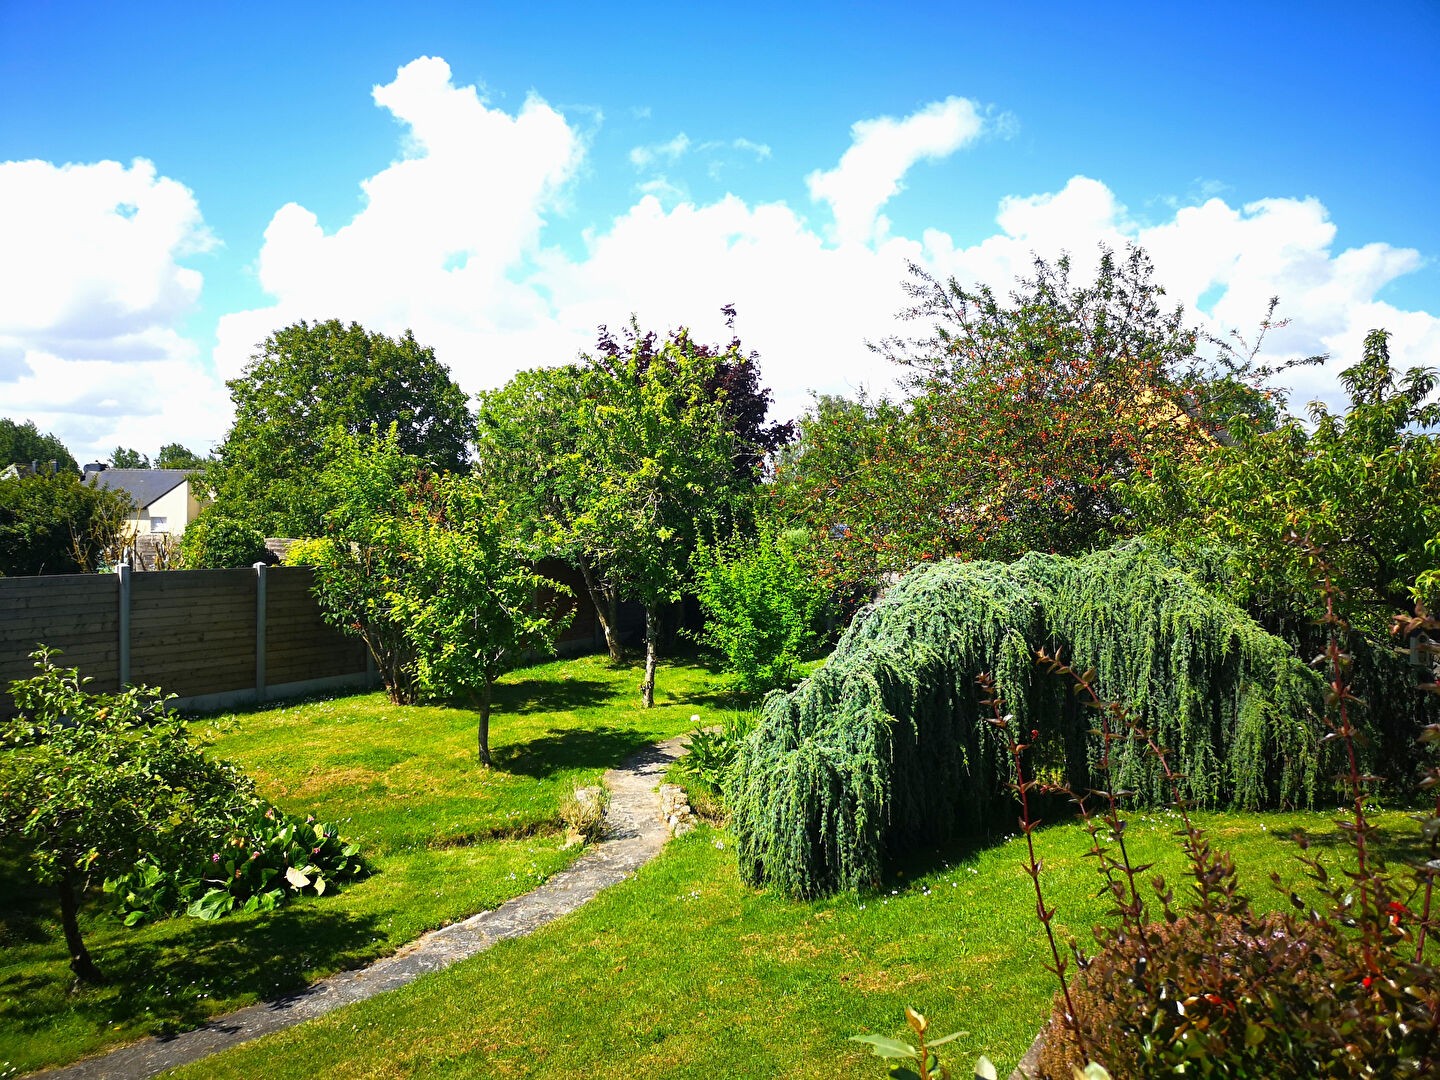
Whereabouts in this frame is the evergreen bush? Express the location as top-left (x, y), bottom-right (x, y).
top-left (730, 542), bottom-right (1326, 898)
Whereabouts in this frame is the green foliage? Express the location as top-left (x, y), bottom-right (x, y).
top-left (572, 324), bottom-right (749, 705)
top-left (0, 418), bottom-right (77, 474)
top-left (106, 806), bottom-right (368, 925)
top-left (675, 710), bottom-right (758, 796)
top-left (787, 248), bottom-right (1226, 588)
top-left (730, 542), bottom-right (1324, 898)
top-left (304, 428), bottom-right (571, 761)
top-left (177, 511), bottom-right (268, 569)
top-left (692, 523), bottom-right (831, 694)
top-left (476, 313), bottom-right (788, 685)
top-left (0, 648), bottom-right (256, 980)
top-left (206, 319), bottom-right (475, 535)
top-left (0, 470), bottom-right (133, 575)
top-left (109, 446), bottom-right (149, 468)
top-left (1129, 328), bottom-right (1440, 636)
top-left (850, 1006), bottom-right (972, 1080)
top-left (156, 443), bottom-right (205, 469)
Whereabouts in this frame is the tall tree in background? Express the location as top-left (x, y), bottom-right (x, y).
top-left (789, 246), bottom-right (1239, 585)
top-left (206, 320), bottom-right (475, 535)
top-left (476, 311), bottom-right (791, 670)
top-left (109, 447), bottom-right (149, 469)
top-left (0, 419), bottom-right (78, 474)
top-left (156, 443), bottom-right (205, 469)
top-left (572, 327), bottom-right (744, 706)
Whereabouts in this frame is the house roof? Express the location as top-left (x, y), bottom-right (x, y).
top-left (90, 469), bottom-right (194, 510)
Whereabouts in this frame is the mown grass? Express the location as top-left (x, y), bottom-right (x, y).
top-left (0, 653), bottom-right (728, 1075)
top-left (168, 807), bottom-right (1428, 1080)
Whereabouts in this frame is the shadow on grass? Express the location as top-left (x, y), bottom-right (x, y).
top-left (491, 724), bottom-right (652, 778)
top-left (1272, 818), bottom-right (1430, 865)
top-left (0, 843), bottom-right (53, 948)
top-left (0, 896), bottom-right (384, 1042)
top-left (492, 675), bottom-right (614, 715)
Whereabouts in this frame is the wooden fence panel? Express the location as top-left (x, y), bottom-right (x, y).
top-left (130, 570), bottom-right (258, 698)
top-left (2, 559), bottom-right (614, 716)
top-left (0, 574), bottom-right (119, 698)
top-left (265, 567), bottom-right (368, 685)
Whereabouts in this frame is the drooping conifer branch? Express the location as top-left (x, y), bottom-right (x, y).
top-left (731, 541), bottom-right (1326, 898)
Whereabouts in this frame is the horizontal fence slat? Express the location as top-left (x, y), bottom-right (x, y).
top-left (2, 562), bottom-right (603, 717)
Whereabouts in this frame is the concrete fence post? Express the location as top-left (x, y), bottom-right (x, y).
top-left (116, 561), bottom-right (131, 688)
top-left (254, 562), bottom-right (268, 704)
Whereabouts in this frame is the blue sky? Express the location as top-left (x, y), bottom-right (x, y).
top-left (2, 0), bottom-right (1437, 461)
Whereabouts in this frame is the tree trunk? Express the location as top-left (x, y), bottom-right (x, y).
top-left (641, 603), bottom-right (658, 709)
top-left (58, 872), bottom-right (104, 985)
top-left (578, 558), bottom-right (624, 661)
top-left (477, 677), bottom-right (494, 767)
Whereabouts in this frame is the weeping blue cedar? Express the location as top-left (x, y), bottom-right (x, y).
top-left (730, 542), bottom-right (1325, 899)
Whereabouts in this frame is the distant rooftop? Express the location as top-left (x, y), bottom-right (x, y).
top-left (88, 468), bottom-right (195, 508)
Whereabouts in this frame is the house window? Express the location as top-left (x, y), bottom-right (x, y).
top-left (150, 517), bottom-right (168, 533)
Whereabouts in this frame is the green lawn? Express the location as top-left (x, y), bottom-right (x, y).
top-left (167, 807), bottom-right (1427, 1080)
top-left (0, 653), bottom-right (727, 1076)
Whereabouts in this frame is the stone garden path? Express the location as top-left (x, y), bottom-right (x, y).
top-left (34, 735), bottom-right (691, 1080)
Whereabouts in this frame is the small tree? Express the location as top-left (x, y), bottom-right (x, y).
top-left (304, 427), bottom-right (425, 702)
top-left (0, 649), bottom-right (255, 983)
top-left (306, 429), bottom-right (571, 757)
top-left (394, 477), bottom-right (572, 765)
top-left (571, 328), bottom-right (745, 707)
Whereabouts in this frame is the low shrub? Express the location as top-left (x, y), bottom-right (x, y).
top-left (178, 512), bottom-right (269, 569)
top-left (675, 711), bottom-right (757, 799)
top-left (106, 805), bottom-right (369, 924)
top-left (692, 524), bottom-right (832, 695)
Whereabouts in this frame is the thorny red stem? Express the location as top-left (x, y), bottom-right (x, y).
top-left (979, 673), bottom-right (1087, 1060)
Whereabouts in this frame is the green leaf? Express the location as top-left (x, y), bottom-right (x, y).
top-left (850, 1034), bottom-right (918, 1059)
top-left (283, 865), bottom-right (311, 889)
top-left (974, 1056), bottom-right (998, 1080)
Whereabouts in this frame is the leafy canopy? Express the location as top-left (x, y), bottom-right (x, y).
top-left (0, 418), bottom-right (78, 474)
top-left (1127, 328), bottom-right (1440, 636)
top-left (301, 428), bottom-right (570, 761)
top-left (0, 470), bottom-right (133, 575)
top-left (207, 319), bottom-right (475, 535)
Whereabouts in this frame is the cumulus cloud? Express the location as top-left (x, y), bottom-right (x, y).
top-left (221, 73), bottom-right (1436, 424)
top-left (214, 55), bottom-right (582, 383)
top-left (0, 157), bottom-right (227, 459)
top-left (11, 63), bottom-right (1434, 465)
top-left (807, 96), bottom-right (986, 246)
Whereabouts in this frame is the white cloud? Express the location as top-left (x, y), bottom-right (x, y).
top-left (10, 61), bottom-right (1434, 467)
top-left (629, 133), bottom-right (691, 168)
top-left (221, 73), bottom-right (1439, 426)
top-left (0, 157), bottom-right (227, 460)
top-left (214, 55), bottom-right (582, 383)
top-left (806, 96), bottom-right (986, 246)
